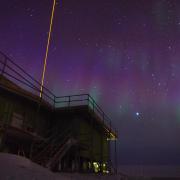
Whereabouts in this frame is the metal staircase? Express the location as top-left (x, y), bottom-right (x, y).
top-left (31, 126), bottom-right (77, 169)
top-left (47, 137), bottom-right (77, 169)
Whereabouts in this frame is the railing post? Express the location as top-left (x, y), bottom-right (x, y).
top-left (92, 99), bottom-right (95, 112)
top-left (68, 96), bottom-right (70, 107)
top-left (53, 95), bottom-right (56, 110)
top-left (0, 57), bottom-right (7, 84)
top-left (87, 94), bottom-right (89, 106)
top-left (1, 56), bottom-right (7, 76)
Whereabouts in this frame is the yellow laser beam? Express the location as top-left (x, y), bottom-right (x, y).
top-left (40, 0), bottom-right (56, 98)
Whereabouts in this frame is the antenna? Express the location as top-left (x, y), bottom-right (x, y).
top-left (40, 0), bottom-right (56, 98)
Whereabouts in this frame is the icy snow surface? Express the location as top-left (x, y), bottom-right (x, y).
top-left (0, 153), bottom-right (118, 180)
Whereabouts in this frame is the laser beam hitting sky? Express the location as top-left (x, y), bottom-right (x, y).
top-left (40, 0), bottom-right (56, 98)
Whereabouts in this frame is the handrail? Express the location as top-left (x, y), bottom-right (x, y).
top-left (0, 51), bottom-right (55, 97)
top-left (55, 94), bottom-right (117, 135)
top-left (0, 52), bottom-right (56, 105)
top-left (55, 93), bottom-right (89, 99)
top-left (0, 51), bottom-right (117, 136)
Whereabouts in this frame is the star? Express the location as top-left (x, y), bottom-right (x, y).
top-left (168, 46), bottom-right (172, 50)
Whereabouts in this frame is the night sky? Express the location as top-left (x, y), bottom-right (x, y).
top-left (0, 0), bottom-right (180, 168)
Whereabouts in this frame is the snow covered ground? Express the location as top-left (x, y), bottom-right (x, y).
top-left (0, 153), bottom-right (119, 180)
top-left (1, 153), bottom-right (179, 179)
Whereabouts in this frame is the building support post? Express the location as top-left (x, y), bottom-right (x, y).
top-left (90, 117), bottom-right (94, 172)
top-left (90, 96), bottom-right (94, 173)
top-left (108, 121), bottom-right (111, 173)
top-left (100, 113), bottom-right (105, 173)
top-left (114, 133), bottom-right (117, 174)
